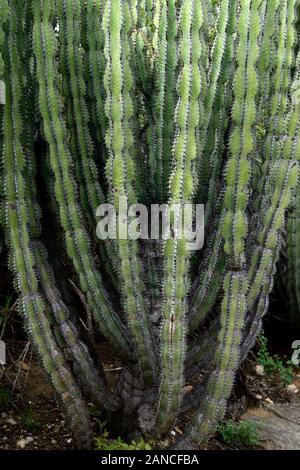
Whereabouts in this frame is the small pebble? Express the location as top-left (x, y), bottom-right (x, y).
top-left (265, 397), bottom-right (274, 404)
top-left (287, 384), bottom-right (299, 394)
top-left (17, 439), bottom-right (27, 449)
top-left (7, 418), bottom-right (17, 426)
top-left (255, 365), bottom-right (265, 376)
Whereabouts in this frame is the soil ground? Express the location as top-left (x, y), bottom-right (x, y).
top-left (0, 340), bottom-right (122, 450)
top-left (1, 339), bottom-right (299, 450)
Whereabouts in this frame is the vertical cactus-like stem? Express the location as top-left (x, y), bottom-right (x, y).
top-left (242, 160), bottom-right (299, 358)
top-left (247, 0), bottom-right (299, 338)
top-left (185, 317), bottom-right (219, 382)
top-left (0, 2), bottom-right (8, 147)
top-left (103, 0), bottom-right (156, 385)
top-left (201, 0), bottom-right (230, 142)
top-left (161, 0), bottom-right (177, 201)
top-left (150, 0), bottom-right (167, 201)
top-left (262, 0), bottom-right (297, 165)
top-left (253, 167), bottom-right (296, 296)
top-left (145, 0), bottom-right (162, 202)
top-left (56, 0), bottom-right (89, 217)
top-left (0, 0), bottom-right (8, 90)
top-left (196, 0), bottom-right (231, 202)
top-left (256, 0), bottom-right (280, 118)
top-left (134, 13), bottom-right (153, 102)
top-left (202, 0), bottom-right (237, 221)
top-left (86, 0), bottom-right (107, 165)
top-left (3, 2), bottom-right (91, 447)
top-left (274, 0), bottom-right (297, 139)
top-left (0, 0), bottom-right (8, 227)
top-left (222, 0), bottom-right (261, 267)
top-left (178, 0), bottom-right (263, 448)
top-left (188, 216), bottom-right (226, 331)
top-left (188, 0), bottom-right (238, 333)
top-left (249, 0), bottom-right (280, 199)
top-left (244, 41), bottom-right (300, 352)
top-left (0, 1), bottom-right (8, 78)
top-left (189, 274), bottom-right (247, 442)
top-left (57, 0), bottom-right (120, 292)
top-left (33, 242), bottom-right (121, 412)
top-left (57, 0), bottom-right (103, 218)
top-left (32, 0), bottom-right (131, 356)
top-left (176, 273), bottom-right (248, 450)
top-left (154, 0), bottom-right (203, 434)
top-left (126, 0), bottom-right (150, 204)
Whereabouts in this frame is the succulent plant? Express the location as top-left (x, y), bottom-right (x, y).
top-left (0, 0), bottom-right (299, 449)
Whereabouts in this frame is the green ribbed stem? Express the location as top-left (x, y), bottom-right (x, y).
top-left (155, 0), bottom-right (203, 434)
top-left (103, 0), bottom-right (156, 385)
top-left (32, 0), bottom-right (131, 356)
top-left (3, 1), bottom-right (91, 447)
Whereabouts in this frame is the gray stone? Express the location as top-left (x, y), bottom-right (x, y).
top-left (242, 397), bottom-right (300, 450)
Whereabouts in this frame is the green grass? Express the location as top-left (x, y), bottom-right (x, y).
top-left (20, 405), bottom-right (40, 432)
top-left (257, 331), bottom-right (295, 386)
top-left (218, 420), bottom-right (259, 448)
top-left (95, 423), bottom-right (153, 450)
